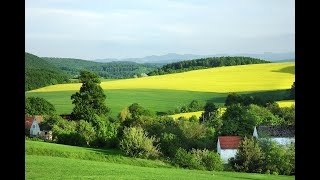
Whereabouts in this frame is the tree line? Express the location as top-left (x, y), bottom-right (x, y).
top-left (25, 53), bottom-right (70, 91)
top-left (148, 56), bottom-right (270, 76)
top-left (43, 57), bottom-right (162, 79)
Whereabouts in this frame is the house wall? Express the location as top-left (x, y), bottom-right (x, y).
top-left (30, 120), bottom-right (40, 137)
top-left (220, 149), bottom-right (237, 163)
top-left (271, 137), bottom-right (295, 146)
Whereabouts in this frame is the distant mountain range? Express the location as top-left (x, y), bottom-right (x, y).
top-left (93, 52), bottom-right (295, 64)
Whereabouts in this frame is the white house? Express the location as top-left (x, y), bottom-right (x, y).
top-left (217, 136), bottom-right (241, 163)
top-left (253, 125), bottom-right (295, 146)
top-left (30, 117), bottom-right (41, 137)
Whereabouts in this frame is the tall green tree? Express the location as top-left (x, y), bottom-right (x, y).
top-left (71, 70), bottom-right (110, 121)
top-left (229, 136), bottom-right (265, 173)
top-left (220, 104), bottom-right (255, 136)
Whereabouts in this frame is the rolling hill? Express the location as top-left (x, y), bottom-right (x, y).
top-left (147, 56), bottom-right (270, 76)
top-left (25, 52), bottom-right (70, 91)
top-left (26, 62), bottom-right (295, 117)
top-left (43, 57), bottom-right (162, 79)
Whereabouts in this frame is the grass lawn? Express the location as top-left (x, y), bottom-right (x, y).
top-left (25, 141), bottom-right (294, 180)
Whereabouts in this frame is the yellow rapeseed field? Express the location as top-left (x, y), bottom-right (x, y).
top-left (168, 108), bottom-right (227, 119)
top-left (169, 111), bottom-right (204, 119)
top-left (30, 62), bottom-right (295, 93)
top-left (276, 100), bottom-right (295, 108)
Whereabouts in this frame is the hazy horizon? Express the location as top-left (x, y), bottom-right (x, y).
top-left (26, 0), bottom-right (295, 60)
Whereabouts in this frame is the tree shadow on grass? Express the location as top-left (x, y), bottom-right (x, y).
top-left (272, 66), bottom-right (295, 75)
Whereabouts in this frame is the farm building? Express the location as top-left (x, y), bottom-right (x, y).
top-left (253, 125), bottom-right (295, 146)
top-left (25, 115), bottom-right (52, 140)
top-left (217, 136), bottom-right (241, 163)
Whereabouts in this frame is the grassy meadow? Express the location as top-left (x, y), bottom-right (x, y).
top-left (26, 62), bottom-right (294, 118)
top-left (25, 140), bottom-right (294, 180)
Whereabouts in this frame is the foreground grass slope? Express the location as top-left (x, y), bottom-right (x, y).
top-left (30, 62), bottom-right (294, 93)
top-left (26, 141), bottom-right (293, 180)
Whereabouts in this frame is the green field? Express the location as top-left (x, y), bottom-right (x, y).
top-left (26, 89), bottom-right (289, 118)
top-left (26, 63), bottom-right (294, 117)
top-left (25, 140), bottom-right (294, 180)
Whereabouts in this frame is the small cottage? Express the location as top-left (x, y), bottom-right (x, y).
top-left (30, 116), bottom-right (41, 137)
top-left (253, 125), bottom-right (295, 146)
top-left (217, 136), bottom-right (241, 163)
top-left (25, 115), bottom-right (52, 140)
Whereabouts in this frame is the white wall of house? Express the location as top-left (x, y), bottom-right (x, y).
top-left (220, 149), bottom-right (237, 163)
top-left (253, 126), bottom-right (258, 138)
top-left (271, 137), bottom-right (295, 146)
top-left (30, 118), bottom-right (40, 137)
top-left (217, 139), bottom-right (238, 163)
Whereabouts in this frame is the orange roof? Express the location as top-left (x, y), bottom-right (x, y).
top-left (25, 117), bottom-right (33, 129)
top-left (25, 116), bottom-right (44, 129)
top-left (218, 136), bottom-right (241, 149)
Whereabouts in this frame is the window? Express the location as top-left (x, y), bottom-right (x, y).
top-left (32, 125), bottom-right (35, 128)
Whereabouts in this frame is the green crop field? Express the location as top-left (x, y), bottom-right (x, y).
top-left (25, 140), bottom-right (294, 180)
top-left (26, 63), bottom-right (294, 117)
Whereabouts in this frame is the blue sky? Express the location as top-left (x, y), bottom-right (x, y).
top-left (25, 0), bottom-right (295, 60)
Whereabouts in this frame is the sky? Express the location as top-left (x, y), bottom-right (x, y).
top-left (25, 0), bottom-right (295, 60)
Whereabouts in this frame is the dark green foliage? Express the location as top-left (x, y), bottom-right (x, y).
top-left (25, 52), bottom-right (70, 91)
top-left (174, 148), bottom-right (223, 171)
top-left (188, 100), bottom-right (203, 112)
top-left (200, 102), bottom-right (221, 130)
top-left (71, 70), bottom-right (110, 120)
top-left (246, 104), bottom-right (283, 126)
top-left (148, 56), bottom-right (270, 76)
top-left (90, 115), bottom-right (119, 148)
top-left (290, 82), bottom-right (295, 99)
top-left (119, 126), bottom-right (161, 159)
top-left (121, 103), bottom-right (154, 127)
top-left (266, 103), bottom-right (295, 125)
top-left (25, 97), bottom-right (56, 116)
top-left (220, 104), bottom-right (255, 136)
top-left (225, 93), bottom-right (274, 107)
top-left (225, 93), bottom-right (243, 106)
top-left (229, 137), bottom-right (265, 173)
top-left (259, 139), bottom-right (295, 175)
top-left (43, 57), bottom-right (161, 79)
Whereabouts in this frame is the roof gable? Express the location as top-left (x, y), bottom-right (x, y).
top-left (218, 136), bottom-right (241, 149)
top-left (25, 115), bottom-right (44, 129)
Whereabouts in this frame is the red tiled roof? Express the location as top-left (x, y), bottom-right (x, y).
top-left (25, 116), bottom-right (44, 129)
top-left (218, 136), bottom-right (241, 149)
top-left (25, 117), bottom-right (33, 129)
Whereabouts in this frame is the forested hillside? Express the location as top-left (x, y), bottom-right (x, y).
top-left (25, 52), bottom-right (70, 91)
top-left (43, 57), bottom-right (162, 79)
top-left (148, 56), bottom-right (270, 75)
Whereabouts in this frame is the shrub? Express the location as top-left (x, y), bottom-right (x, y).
top-left (174, 148), bottom-right (223, 171)
top-left (190, 149), bottom-right (223, 171)
top-left (229, 136), bottom-right (265, 173)
top-left (120, 126), bottom-right (161, 159)
top-left (259, 139), bottom-right (295, 175)
top-left (174, 148), bottom-right (202, 170)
